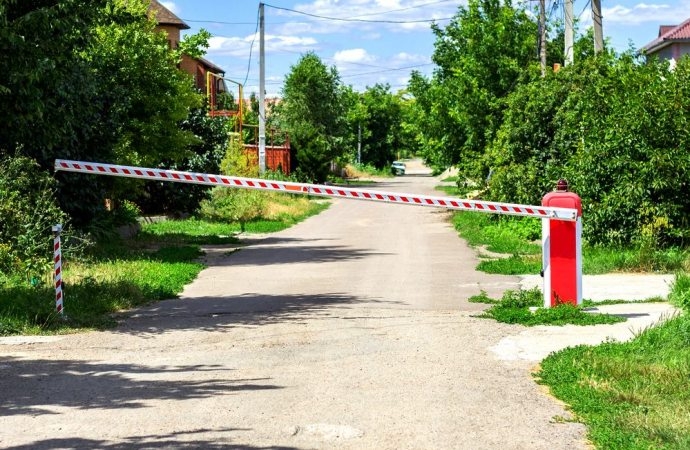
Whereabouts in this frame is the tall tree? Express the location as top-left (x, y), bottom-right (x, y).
top-left (425, 0), bottom-right (538, 177)
top-left (0, 0), bottom-right (207, 225)
top-left (277, 52), bottom-right (346, 182)
top-left (359, 84), bottom-right (404, 168)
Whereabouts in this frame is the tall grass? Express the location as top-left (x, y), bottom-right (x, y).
top-left (451, 211), bottom-right (690, 274)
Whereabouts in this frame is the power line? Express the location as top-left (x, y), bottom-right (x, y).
top-left (264, 3), bottom-right (453, 24)
top-left (243, 6), bottom-right (260, 86)
top-left (578, 0), bottom-right (592, 19)
top-left (339, 63), bottom-right (435, 79)
top-left (348, 0), bottom-right (458, 18)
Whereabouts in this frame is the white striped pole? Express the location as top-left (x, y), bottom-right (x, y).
top-left (54, 160), bottom-right (578, 222)
top-left (52, 224), bottom-right (64, 315)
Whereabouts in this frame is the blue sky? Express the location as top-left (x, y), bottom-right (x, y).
top-left (159, 0), bottom-right (690, 97)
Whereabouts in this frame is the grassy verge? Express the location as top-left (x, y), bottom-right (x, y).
top-left (0, 198), bottom-right (329, 336)
top-left (470, 288), bottom-right (626, 326)
top-left (451, 211), bottom-right (690, 274)
top-left (537, 276), bottom-right (690, 449)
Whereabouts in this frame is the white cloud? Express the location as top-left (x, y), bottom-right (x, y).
top-left (393, 52), bottom-right (427, 63)
top-left (601, 2), bottom-right (690, 25)
top-left (284, 0), bottom-right (464, 34)
top-left (208, 34), bottom-right (318, 58)
top-left (333, 48), bottom-right (375, 63)
top-left (160, 1), bottom-right (180, 15)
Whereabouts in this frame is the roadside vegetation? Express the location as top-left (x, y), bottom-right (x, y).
top-left (537, 276), bottom-right (690, 449)
top-left (470, 288), bottom-right (625, 326)
top-left (452, 212), bottom-right (690, 275)
top-left (0, 193), bottom-right (326, 336)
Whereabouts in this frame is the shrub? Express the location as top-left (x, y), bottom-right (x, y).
top-left (199, 139), bottom-right (265, 231)
top-left (669, 273), bottom-right (690, 312)
top-left (486, 54), bottom-right (690, 248)
top-left (0, 156), bottom-right (67, 280)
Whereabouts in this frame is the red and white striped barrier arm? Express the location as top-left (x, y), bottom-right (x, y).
top-left (52, 224), bottom-right (63, 314)
top-left (55, 159), bottom-right (578, 221)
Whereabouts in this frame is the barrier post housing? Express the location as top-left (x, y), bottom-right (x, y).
top-left (541, 187), bottom-right (582, 308)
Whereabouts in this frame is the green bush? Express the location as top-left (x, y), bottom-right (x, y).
top-left (669, 273), bottom-right (690, 312)
top-left (0, 156), bottom-right (67, 280)
top-left (199, 139), bottom-right (265, 231)
top-left (486, 54), bottom-right (690, 248)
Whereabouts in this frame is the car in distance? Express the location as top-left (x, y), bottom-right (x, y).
top-left (391, 161), bottom-right (406, 176)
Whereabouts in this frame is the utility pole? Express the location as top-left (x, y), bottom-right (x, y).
top-left (539, 0), bottom-right (546, 76)
top-left (357, 123), bottom-right (361, 165)
top-left (258, 3), bottom-right (266, 173)
top-left (564, 0), bottom-right (574, 65)
top-left (592, 0), bottom-right (604, 54)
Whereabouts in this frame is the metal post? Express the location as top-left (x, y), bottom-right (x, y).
top-left (52, 224), bottom-right (64, 315)
top-left (564, 0), bottom-right (574, 66)
top-left (539, 0), bottom-right (546, 77)
top-left (357, 123), bottom-right (362, 165)
top-left (258, 3), bottom-right (267, 174)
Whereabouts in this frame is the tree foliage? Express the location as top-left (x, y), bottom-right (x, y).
top-left (486, 53), bottom-right (690, 246)
top-left (0, 0), bottom-right (210, 227)
top-left (0, 156), bottom-right (66, 279)
top-left (424, 0), bottom-right (538, 177)
top-left (277, 52), bottom-right (346, 182)
top-left (358, 84), bottom-right (405, 168)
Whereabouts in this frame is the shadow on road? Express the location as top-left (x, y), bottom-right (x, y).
top-left (201, 236), bottom-right (392, 269)
top-left (4, 431), bottom-right (299, 450)
top-left (221, 244), bottom-right (389, 267)
top-left (117, 292), bottom-right (403, 335)
top-left (0, 358), bottom-right (281, 418)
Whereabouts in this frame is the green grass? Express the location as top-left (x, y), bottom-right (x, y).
top-left (536, 275), bottom-right (690, 449)
top-left (0, 242), bottom-right (204, 335)
top-left (451, 210), bottom-right (690, 275)
top-left (476, 254), bottom-right (542, 274)
top-left (138, 219), bottom-right (240, 244)
top-left (0, 198), bottom-right (330, 336)
top-left (471, 288), bottom-right (626, 326)
top-left (440, 175), bottom-right (459, 183)
top-left (143, 200), bottom-right (329, 236)
top-left (453, 212), bottom-right (541, 256)
top-left (538, 313), bottom-right (690, 449)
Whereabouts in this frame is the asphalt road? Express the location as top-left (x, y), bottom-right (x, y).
top-left (0, 163), bottom-right (589, 449)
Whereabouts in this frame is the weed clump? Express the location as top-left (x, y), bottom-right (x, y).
top-left (473, 288), bottom-right (625, 326)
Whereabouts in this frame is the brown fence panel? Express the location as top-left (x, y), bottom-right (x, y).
top-left (243, 145), bottom-right (291, 175)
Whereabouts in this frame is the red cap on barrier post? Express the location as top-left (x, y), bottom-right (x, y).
top-left (542, 180), bottom-right (582, 308)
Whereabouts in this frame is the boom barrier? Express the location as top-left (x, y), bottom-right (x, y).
top-left (54, 159), bottom-right (582, 308)
top-left (55, 160), bottom-right (577, 222)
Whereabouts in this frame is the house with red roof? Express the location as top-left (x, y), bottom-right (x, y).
top-left (640, 18), bottom-right (690, 68)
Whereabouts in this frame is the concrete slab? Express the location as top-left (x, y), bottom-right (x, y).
top-left (490, 302), bottom-right (681, 361)
top-left (520, 273), bottom-right (675, 301)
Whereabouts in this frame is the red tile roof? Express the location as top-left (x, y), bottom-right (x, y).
top-left (148, 0), bottom-right (190, 30)
top-left (642, 18), bottom-right (690, 54)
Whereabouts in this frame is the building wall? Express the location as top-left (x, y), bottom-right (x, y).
top-left (155, 24), bottom-right (181, 49)
top-left (650, 43), bottom-right (690, 69)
